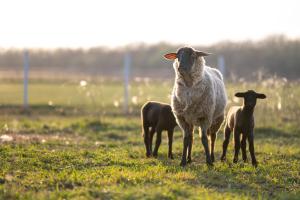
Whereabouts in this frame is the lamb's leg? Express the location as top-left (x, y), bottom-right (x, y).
top-left (176, 116), bottom-right (192, 166)
top-left (200, 124), bottom-right (213, 166)
top-left (143, 125), bottom-right (151, 157)
top-left (167, 130), bottom-right (174, 159)
top-left (233, 128), bottom-right (241, 163)
top-left (152, 129), bottom-right (162, 158)
top-left (187, 128), bottom-right (194, 163)
top-left (248, 131), bottom-right (257, 167)
top-left (149, 127), bottom-right (155, 154)
top-left (241, 134), bottom-right (248, 162)
top-left (221, 125), bottom-right (231, 161)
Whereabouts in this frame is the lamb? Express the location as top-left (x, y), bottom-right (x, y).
top-left (141, 101), bottom-right (177, 159)
top-left (164, 47), bottom-right (227, 166)
top-left (220, 90), bottom-right (266, 167)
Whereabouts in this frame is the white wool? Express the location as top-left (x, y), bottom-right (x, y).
top-left (171, 56), bottom-right (227, 130)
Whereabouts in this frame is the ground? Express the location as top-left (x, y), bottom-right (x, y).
top-left (0, 78), bottom-right (299, 199)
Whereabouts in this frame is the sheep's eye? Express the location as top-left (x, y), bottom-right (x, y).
top-left (191, 54), bottom-right (196, 60)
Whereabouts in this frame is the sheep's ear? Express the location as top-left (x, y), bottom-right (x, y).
top-left (256, 93), bottom-right (266, 99)
top-left (235, 92), bottom-right (245, 98)
top-left (164, 53), bottom-right (177, 60)
top-left (195, 51), bottom-right (211, 57)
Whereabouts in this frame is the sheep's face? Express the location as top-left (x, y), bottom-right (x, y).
top-left (235, 90), bottom-right (266, 108)
top-left (164, 47), bottom-right (210, 87)
top-left (164, 47), bottom-right (210, 75)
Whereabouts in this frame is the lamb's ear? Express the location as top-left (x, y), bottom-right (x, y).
top-left (235, 92), bottom-right (245, 98)
top-left (164, 53), bottom-right (177, 60)
top-left (256, 93), bottom-right (266, 99)
top-left (195, 51), bottom-right (211, 57)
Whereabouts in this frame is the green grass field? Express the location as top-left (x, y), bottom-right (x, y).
top-left (0, 78), bottom-right (299, 199)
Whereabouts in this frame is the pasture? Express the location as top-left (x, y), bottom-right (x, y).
top-left (0, 78), bottom-right (299, 199)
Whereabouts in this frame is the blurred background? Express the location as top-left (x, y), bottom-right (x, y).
top-left (1, 1), bottom-right (300, 198)
top-left (0, 0), bottom-right (299, 116)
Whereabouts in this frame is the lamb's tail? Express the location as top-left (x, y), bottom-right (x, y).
top-left (141, 102), bottom-right (151, 137)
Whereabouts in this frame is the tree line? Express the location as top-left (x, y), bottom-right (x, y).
top-left (0, 35), bottom-right (299, 80)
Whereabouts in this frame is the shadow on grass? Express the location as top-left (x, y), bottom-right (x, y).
top-left (0, 104), bottom-right (142, 116)
top-left (0, 104), bottom-right (82, 116)
top-left (255, 127), bottom-right (299, 139)
top-left (152, 150), bottom-right (299, 199)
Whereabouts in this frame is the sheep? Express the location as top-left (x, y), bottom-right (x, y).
top-left (141, 101), bottom-right (177, 159)
top-left (164, 47), bottom-right (227, 166)
top-left (220, 90), bottom-right (266, 167)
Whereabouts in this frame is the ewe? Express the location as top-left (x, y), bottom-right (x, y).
top-left (164, 47), bottom-right (227, 166)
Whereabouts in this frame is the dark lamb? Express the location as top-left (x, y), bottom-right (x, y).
top-left (221, 90), bottom-right (266, 167)
top-left (141, 101), bottom-right (177, 159)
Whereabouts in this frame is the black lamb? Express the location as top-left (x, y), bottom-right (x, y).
top-left (221, 90), bottom-right (266, 167)
top-left (141, 101), bottom-right (177, 159)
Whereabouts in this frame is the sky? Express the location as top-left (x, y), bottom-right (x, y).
top-left (0, 0), bottom-right (299, 49)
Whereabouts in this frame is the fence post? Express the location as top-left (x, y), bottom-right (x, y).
top-left (123, 53), bottom-right (131, 114)
top-left (23, 50), bottom-right (29, 110)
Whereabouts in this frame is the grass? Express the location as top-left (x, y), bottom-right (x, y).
top-left (0, 78), bottom-right (299, 199)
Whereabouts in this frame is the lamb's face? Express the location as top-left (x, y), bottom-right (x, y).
top-left (235, 90), bottom-right (266, 108)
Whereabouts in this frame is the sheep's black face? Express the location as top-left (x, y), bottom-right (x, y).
top-left (163, 48), bottom-right (211, 86)
top-left (235, 90), bottom-right (266, 108)
top-left (163, 48), bottom-right (211, 72)
top-left (177, 47), bottom-right (196, 74)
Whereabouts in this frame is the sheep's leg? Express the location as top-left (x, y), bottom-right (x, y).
top-left (200, 124), bottom-right (213, 166)
top-left (152, 129), bottom-right (162, 158)
top-left (149, 127), bottom-right (155, 154)
top-left (167, 130), bottom-right (174, 159)
top-left (248, 131), bottom-right (257, 167)
top-left (221, 125), bottom-right (231, 161)
top-left (187, 129), bottom-right (194, 163)
top-left (241, 134), bottom-right (248, 163)
top-left (176, 116), bottom-right (191, 166)
top-left (181, 133), bottom-right (191, 166)
top-left (209, 115), bottom-right (223, 163)
top-left (143, 125), bottom-right (151, 157)
top-left (210, 131), bottom-right (216, 163)
top-left (233, 129), bottom-right (241, 163)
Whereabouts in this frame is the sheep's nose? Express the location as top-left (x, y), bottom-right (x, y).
top-left (178, 66), bottom-right (185, 73)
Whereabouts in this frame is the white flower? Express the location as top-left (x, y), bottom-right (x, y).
top-left (277, 102), bottom-right (282, 110)
top-left (131, 96), bottom-right (138, 105)
top-left (80, 80), bottom-right (87, 87)
top-left (113, 100), bottom-right (119, 107)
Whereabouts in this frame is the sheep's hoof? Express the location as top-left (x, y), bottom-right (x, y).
top-left (243, 158), bottom-right (248, 163)
top-left (206, 161), bottom-right (214, 167)
top-left (180, 160), bottom-right (187, 167)
top-left (187, 158), bottom-right (192, 164)
top-left (233, 158), bottom-right (238, 163)
top-left (211, 155), bottom-right (215, 163)
top-left (206, 161), bottom-right (213, 166)
top-left (220, 156), bottom-right (226, 162)
top-left (152, 152), bottom-right (158, 158)
top-left (252, 161), bottom-right (258, 168)
top-left (146, 153), bottom-right (152, 158)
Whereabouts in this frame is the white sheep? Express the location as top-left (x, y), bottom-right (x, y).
top-left (164, 47), bottom-right (227, 166)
